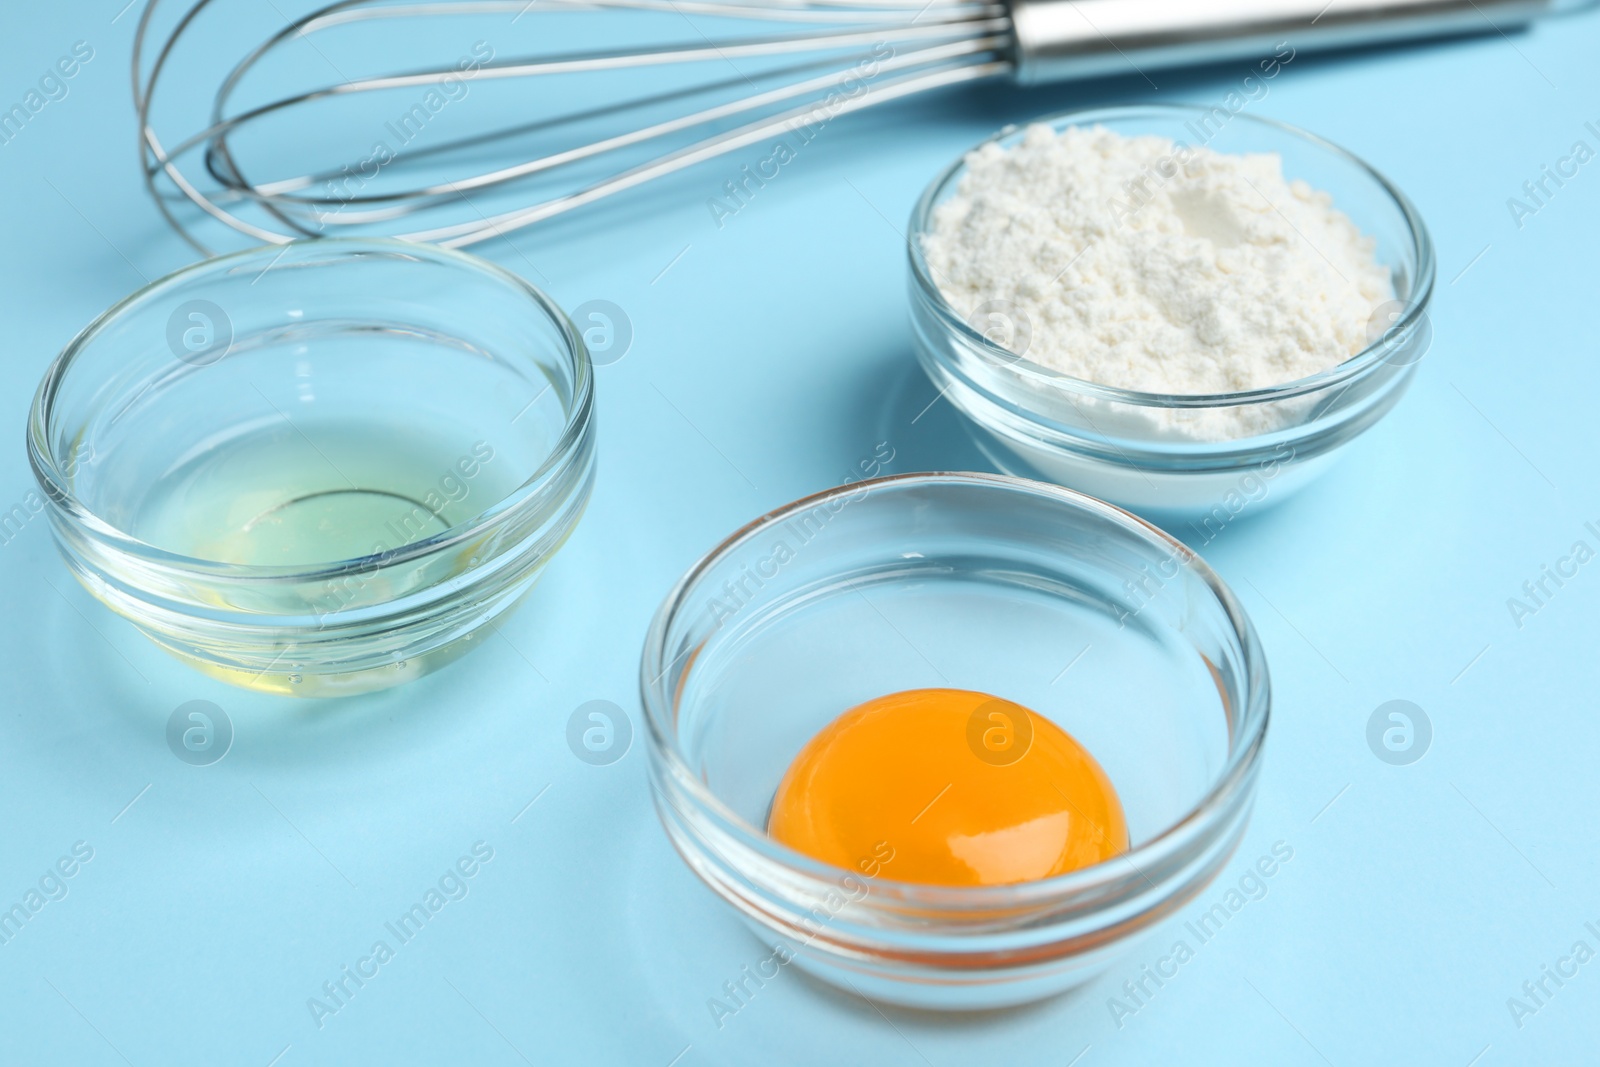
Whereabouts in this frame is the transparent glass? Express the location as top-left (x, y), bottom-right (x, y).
top-left (28, 238), bottom-right (595, 696)
top-left (908, 105), bottom-right (1435, 520)
top-left (641, 473), bottom-right (1270, 1009)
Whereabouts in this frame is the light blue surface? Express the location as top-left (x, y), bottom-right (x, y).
top-left (3, 4), bottom-right (1598, 1065)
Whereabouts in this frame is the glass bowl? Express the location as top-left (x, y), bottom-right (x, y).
top-left (640, 472), bottom-right (1269, 1009)
top-left (908, 105), bottom-right (1434, 521)
top-left (28, 238), bottom-right (595, 697)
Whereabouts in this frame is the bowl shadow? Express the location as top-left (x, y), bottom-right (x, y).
top-left (858, 352), bottom-right (996, 478)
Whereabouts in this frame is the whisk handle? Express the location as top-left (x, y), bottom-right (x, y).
top-left (1009, 0), bottom-right (1553, 84)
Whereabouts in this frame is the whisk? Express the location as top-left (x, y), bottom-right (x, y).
top-left (136, 0), bottom-right (1552, 252)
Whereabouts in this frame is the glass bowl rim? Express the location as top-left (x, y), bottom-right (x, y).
top-left (639, 470), bottom-right (1271, 908)
top-left (907, 103), bottom-right (1436, 409)
top-left (26, 236), bottom-right (594, 581)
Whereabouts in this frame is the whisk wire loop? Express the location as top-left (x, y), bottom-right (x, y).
top-left (136, 0), bottom-right (1014, 251)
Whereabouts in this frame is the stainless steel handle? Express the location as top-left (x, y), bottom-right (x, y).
top-left (1009, 0), bottom-right (1552, 84)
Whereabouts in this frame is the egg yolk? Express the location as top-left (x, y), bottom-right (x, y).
top-left (768, 688), bottom-right (1127, 886)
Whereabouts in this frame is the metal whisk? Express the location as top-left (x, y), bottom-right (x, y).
top-left (136, 0), bottom-right (1551, 252)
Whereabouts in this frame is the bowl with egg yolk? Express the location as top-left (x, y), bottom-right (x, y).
top-left (641, 472), bottom-right (1269, 1010)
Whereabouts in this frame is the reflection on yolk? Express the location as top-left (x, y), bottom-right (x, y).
top-left (767, 688), bottom-right (1127, 886)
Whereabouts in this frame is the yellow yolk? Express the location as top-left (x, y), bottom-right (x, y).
top-left (768, 688), bottom-right (1127, 886)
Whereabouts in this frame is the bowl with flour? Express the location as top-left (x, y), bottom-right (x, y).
top-left (908, 105), bottom-right (1433, 519)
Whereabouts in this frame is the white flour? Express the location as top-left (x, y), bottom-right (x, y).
top-left (921, 124), bottom-right (1393, 437)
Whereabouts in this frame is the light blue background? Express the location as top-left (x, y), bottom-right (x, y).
top-left (1, 3), bottom-right (1597, 1065)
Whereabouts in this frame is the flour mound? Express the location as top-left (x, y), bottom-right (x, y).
top-left (921, 124), bottom-right (1394, 412)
